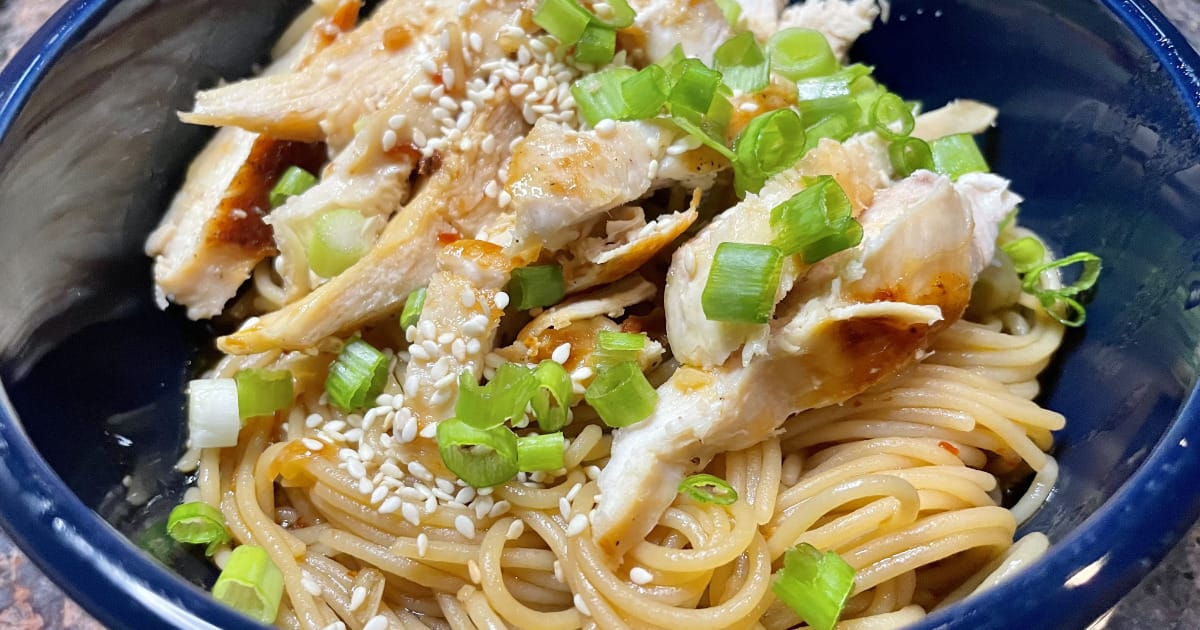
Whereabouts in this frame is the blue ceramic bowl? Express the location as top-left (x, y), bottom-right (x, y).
top-left (2, 0), bottom-right (1199, 628)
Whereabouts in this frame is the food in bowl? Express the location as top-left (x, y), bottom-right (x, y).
top-left (145, 0), bottom-right (1101, 627)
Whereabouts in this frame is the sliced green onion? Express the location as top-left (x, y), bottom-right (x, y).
top-left (188, 378), bottom-right (241, 449)
top-left (457, 364), bottom-right (539, 430)
top-left (702, 242), bottom-right (784, 323)
top-left (575, 22), bottom-right (616, 65)
top-left (269, 166), bottom-right (317, 208)
top-left (212, 545), bottom-right (285, 624)
top-left (930, 133), bottom-right (989, 180)
top-left (1000, 236), bottom-right (1046, 273)
top-left (803, 114), bottom-right (855, 151)
top-left (655, 44), bottom-right (687, 82)
top-left (166, 502), bottom-right (230, 556)
top-left (517, 432), bottom-right (566, 471)
top-left (592, 330), bottom-right (646, 369)
top-left (714, 32), bottom-right (770, 94)
top-left (1024, 251), bottom-right (1103, 298)
top-left (533, 0), bottom-right (592, 46)
top-left (795, 65), bottom-right (873, 124)
top-left (668, 59), bottom-right (723, 121)
top-left (325, 338), bottom-right (389, 411)
top-left (399, 286), bottom-right (427, 330)
top-left (621, 65), bottom-right (670, 119)
top-left (584, 361), bottom-right (658, 427)
top-left (767, 28), bottom-right (837, 81)
top-left (531, 360), bottom-right (572, 432)
top-left (678, 473), bottom-right (738, 505)
top-left (507, 265), bottom-right (566, 310)
top-left (888, 136), bottom-right (934, 178)
top-left (733, 108), bottom-right (806, 197)
top-left (870, 92), bottom-right (915, 139)
top-left (772, 543), bottom-right (855, 630)
top-left (307, 208), bottom-right (368, 278)
top-left (672, 115), bottom-right (736, 161)
top-left (589, 0), bottom-right (635, 29)
top-left (436, 418), bottom-right (520, 487)
top-left (771, 176), bottom-right (863, 264)
top-left (713, 0), bottom-right (742, 26)
top-left (234, 369), bottom-right (294, 419)
top-left (572, 67), bottom-right (638, 126)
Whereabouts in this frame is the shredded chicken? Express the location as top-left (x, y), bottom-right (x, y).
top-left (777, 0), bottom-right (880, 59)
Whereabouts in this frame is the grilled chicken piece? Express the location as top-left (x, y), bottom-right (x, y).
top-left (507, 119), bottom-right (721, 252)
top-left (182, 0), bottom-right (513, 151)
top-left (218, 103), bottom-right (528, 355)
top-left (559, 198), bottom-right (699, 293)
top-left (738, 0), bottom-right (786, 40)
top-left (592, 170), bottom-right (1020, 554)
top-left (629, 0), bottom-right (734, 64)
top-left (402, 240), bottom-right (514, 423)
top-left (777, 0), bottom-right (880, 59)
top-left (912, 99), bottom-right (998, 140)
top-left (665, 136), bottom-right (892, 368)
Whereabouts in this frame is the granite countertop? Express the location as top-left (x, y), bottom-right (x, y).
top-left (3, 1), bottom-right (1200, 628)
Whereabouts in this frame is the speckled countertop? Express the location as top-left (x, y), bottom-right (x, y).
top-left (3, 1), bottom-right (1200, 628)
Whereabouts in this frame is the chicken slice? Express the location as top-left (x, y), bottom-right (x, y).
top-left (665, 135), bottom-right (893, 368)
top-left (507, 119), bottom-right (721, 252)
top-left (181, 0), bottom-right (449, 147)
top-left (629, 0), bottom-right (734, 64)
top-left (559, 198), bottom-right (699, 293)
top-left (912, 99), bottom-right (998, 141)
top-left (739, 0), bottom-right (786, 40)
top-left (777, 0), bottom-right (880, 60)
top-left (593, 170), bottom-right (1019, 554)
top-left (218, 102), bottom-right (528, 355)
top-left (402, 240), bottom-right (514, 423)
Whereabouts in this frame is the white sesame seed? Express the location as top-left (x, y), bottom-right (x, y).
top-left (510, 83), bottom-right (529, 97)
top-left (466, 338), bottom-right (483, 356)
top-left (451, 339), bottom-right (467, 361)
top-left (359, 443), bottom-right (375, 462)
top-left (489, 501), bottom-right (511, 518)
top-left (358, 477), bottom-right (374, 495)
top-left (506, 519), bottom-right (525, 540)
top-left (551, 343), bottom-right (572, 364)
top-left (381, 462), bottom-right (404, 478)
top-left (327, 421), bottom-right (348, 434)
top-left (630, 567), bottom-right (653, 585)
top-left (421, 58), bottom-right (438, 74)
top-left (473, 495), bottom-right (494, 520)
top-left (389, 114), bottom-right (407, 129)
top-left (400, 416), bottom-right (418, 443)
top-left (305, 413), bottom-right (323, 428)
top-left (468, 559), bottom-right (482, 584)
top-left (435, 373), bottom-right (456, 390)
top-left (425, 495), bottom-right (438, 513)
top-left (302, 438), bottom-right (324, 451)
top-left (455, 514), bottom-right (477, 539)
top-left (481, 134), bottom-right (497, 154)
top-left (574, 593), bottom-right (591, 616)
top-left (432, 106), bottom-right (450, 121)
top-left (443, 68), bottom-right (457, 90)
top-left (469, 32), bottom-right (483, 52)
top-left (566, 513), bottom-right (588, 537)
top-left (379, 496), bottom-right (402, 514)
top-left (417, 533), bottom-right (429, 557)
top-left (349, 586), bottom-right (367, 611)
top-left (584, 465), bottom-right (602, 480)
top-left (302, 572), bottom-right (323, 596)
top-left (413, 128), bottom-right (427, 147)
top-left (462, 315), bottom-right (488, 336)
top-left (363, 616), bottom-right (388, 630)
top-left (370, 486), bottom-right (389, 505)
top-left (418, 319), bottom-right (437, 340)
top-left (381, 129), bottom-right (398, 152)
top-left (498, 190), bottom-right (512, 208)
top-left (408, 461), bottom-right (433, 481)
top-left (422, 340), bottom-right (440, 357)
top-left (420, 422), bottom-right (439, 438)
top-left (320, 623), bottom-right (345, 630)
top-left (347, 459), bottom-right (367, 480)
top-left (565, 483), bottom-right (583, 502)
top-left (738, 101), bottom-right (760, 112)
top-left (455, 486), bottom-right (476, 505)
top-left (402, 501), bottom-right (421, 525)
top-left (431, 84), bottom-right (446, 100)
top-left (414, 84), bottom-right (433, 98)
top-left (595, 118), bottom-right (616, 135)
top-left (553, 559), bottom-right (563, 582)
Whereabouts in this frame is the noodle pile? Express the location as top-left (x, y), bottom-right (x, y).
top-left (183, 290), bottom-right (1065, 629)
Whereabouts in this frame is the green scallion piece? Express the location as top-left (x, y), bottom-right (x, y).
top-left (714, 32), bottom-right (770, 94)
top-left (234, 369), bottom-right (294, 419)
top-left (668, 59), bottom-right (723, 121)
top-left (307, 208), bottom-right (368, 278)
top-left (621, 65), bottom-right (670, 119)
top-left (672, 115), bottom-right (737, 161)
top-left (436, 418), bottom-right (520, 488)
top-left (457, 364), bottom-right (539, 430)
top-left (771, 543), bottom-right (856, 630)
top-left (166, 501), bottom-right (230, 556)
top-left (269, 166), bottom-right (317, 208)
top-left (678, 473), bottom-right (738, 505)
top-left (1000, 236), bottom-right (1047, 273)
top-left (531, 360), bottom-right (573, 432)
top-left (888, 136), bottom-right (934, 178)
top-left (507, 265), bottom-right (566, 310)
top-left (399, 287), bottom-right (427, 330)
top-left (770, 176), bottom-right (863, 264)
top-left (930, 133), bottom-right (989, 180)
top-left (575, 22), bottom-right (617, 65)
top-left (516, 432), bottom-right (566, 471)
top-left (533, 0), bottom-right (593, 46)
top-left (592, 330), bottom-right (646, 369)
top-left (767, 28), bottom-right (837, 81)
top-left (212, 545), bottom-right (285, 624)
top-left (870, 92), bottom-right (915, 140)
top-left (572, 67), bottom-right (638, 126)
top-left (733, 108), bottom-right (806, 197)
top-left (795, 64), bottom-right (873, 126)
top-left (803, 114), bottom-right (855, 151)
top-left (1024, 252), bottom-right (1103, 299)
top-left (590, 0), bottom-right (635, 28)
top-left (325, 339), bottom-right (389, 411)
top-left (701, 242), bottom-right (784, 323)
top-left (584, 361), bottom-right (658, 428)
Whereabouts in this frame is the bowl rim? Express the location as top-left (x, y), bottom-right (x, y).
top-left (1, 1), bottom-right (1199, 629)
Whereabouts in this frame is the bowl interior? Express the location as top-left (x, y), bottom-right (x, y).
top-left (2, 0), bottom-right (1200, 628)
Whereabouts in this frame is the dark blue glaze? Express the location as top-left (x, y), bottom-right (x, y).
top-left (0, 1), bottom-right (1199, 628)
